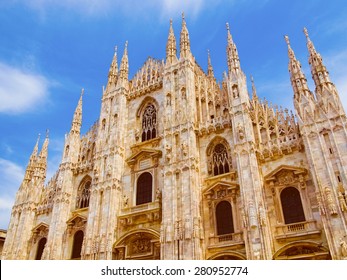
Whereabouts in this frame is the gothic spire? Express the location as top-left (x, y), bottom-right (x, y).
top-left (251, 76), bottom-right (258, 101)
top-left (23, 134), bottom-right (40, 182)
top-left (180, 12), bottom-right (191, 59)
top-left (30, 133), bottom-right (40, 161)
top-left (39, 129), bottom-right (49, 162)
top-left (303, 27), bottom-right (333, 95)
top-left (285, 35), bottom-right (312, 101)
top-left (226, 22), bottom-right (241, 75)
top-left (166, 19), bottom-right (177, 64)
top-left (71, 89), bottom-right (83, 134)
top-left (108, 46), bottom-right (118, 84)
top-left (207, 49), bottom-right (214, 77)
top-left (119, 41), bottom-right (129, 82)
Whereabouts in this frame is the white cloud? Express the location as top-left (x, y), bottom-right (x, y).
top-left (0, 158), bottom-right (25, 229)
top-left (0, 62), bottom-right (49, 114)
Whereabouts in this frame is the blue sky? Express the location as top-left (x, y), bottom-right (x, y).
top-left (1, 0), bottom-right (347, 229)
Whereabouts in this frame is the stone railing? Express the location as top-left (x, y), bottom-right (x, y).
top-left (198, 117), bottom-right (231, 135)
top-left (275, 220), bottom-right (321, 240)
top-left (120, 200), bottom-right (160, 216)
top-left (209, 232), bottom-right (244, 247)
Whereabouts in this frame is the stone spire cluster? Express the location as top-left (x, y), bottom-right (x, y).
top-left (284, 35), bottom-right (314, 108)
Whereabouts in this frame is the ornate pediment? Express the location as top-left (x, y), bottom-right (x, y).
top-left (31, 222), bottom-right (49, 243)
top-left (264, 165), bottom-right (307, 185)
top-left (203, 181), bottom-right (239, 201)
top-left (66, 213), bottom-right (87, 235)
top-left (126, 148), bottom-right (162, 169)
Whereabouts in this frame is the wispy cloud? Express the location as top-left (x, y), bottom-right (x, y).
top-left (0, 62), bottom-right (49, 114)
top-left (0, 158), bottom-right (24, 229)
top-left (10, 0), bottom-right (211, 19)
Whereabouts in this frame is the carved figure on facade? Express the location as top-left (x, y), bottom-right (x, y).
top-left (155, 188), bottom-right (162, 201)
top-left (316, 193), bottom-right (326, 215)
top-left (258, 203), bottom-right (266, 226)
top-left (122, 194), bottom-right (128, 208)
top-left (339, 238), bottom-right (347, 259)
top-left (165, 144), bottom-right (172, 162)
top-left (237, 123), bottom-right (245, 141)
top-left (336, 188), bottom-right (347, 212)
top-left (325, 187), bottom-right (338, 215)
top-left (248, 200), bottom-right (257, 229)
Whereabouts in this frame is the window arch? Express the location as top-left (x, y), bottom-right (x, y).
top-left (216, 201), bottom-right (234, 235)
top-left (141, 104), bottom-right (157, 142)
top-left (136, 172), bottom-right (153, 205)
top-left (35, 237), bottom-right (47, 260)
top-left (280, 187), bottom-right (305, 224)
top-left (212, 143), bottom-right (230, 176)
top-left (71, 230), bottom-right (84, 259)
top-left (77, 179), bottom-right (91, 209)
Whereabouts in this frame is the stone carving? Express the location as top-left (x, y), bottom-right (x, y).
top-left (132, 238), bottom-right (151, 254)
top-left (181, 142), bottom-right (188, 158)
top-left (325, 187), bottom-right (338, 215)
top-left (340, 239), bottom-right (347, 259)
top-left (174, 220), bottom-right (183, 240)
top-left (237, 123), bottom-right (245, 141)
top-left (122, 194), bottom-right (129, 208)
top-left (249, 200), bottom-right (257, 229)
top-left (338, 191), bottom-right (347, 212)
top-left (258, 204), bottom-right (266, 226)
top-left (155, 188), bottom-right (162, 201)
top-left (316, 193), bottom-right (326, 215)
top-left (165, 144), bottom-right (172, 162)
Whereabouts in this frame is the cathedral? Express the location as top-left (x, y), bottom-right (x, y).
top-left (2, 16), bottom-right (347, 260)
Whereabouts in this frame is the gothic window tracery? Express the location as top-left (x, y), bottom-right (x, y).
top-left (141, 104), bottom-right (157, 142)
top-left (280, 187), bottom-right (305, 224)
top-left (212, 143), bottom-right (230, 176)
top-left (216, 201), bottom-right (234, 235)
top-left (76, 179), bottom-right (91, 209)
top-left (136, 172), bottom-right (153, 205)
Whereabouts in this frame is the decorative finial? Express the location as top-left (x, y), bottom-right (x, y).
top-left (284, 35), bottom-right (290, 46)
top-left (303, 27), bottom-right (309, 38)
top-left (125, 41), bottom-right (128, 49)
top-left (170, 18), bottom-right (172, 26)
top-left (36, 133), bottom-right (41, 145)
top-left (182, 12), bottom-right (185, 20)
top-left (81, 88), bottom-right (84, 97)
top-left (226, 22), bottom-right (230, 31)
top-left (250, 75), bottom-right (254, 83)
top-left (114, 45), bottom-right (117, 53)
top-left (45, 129), bottom-right (49, 138)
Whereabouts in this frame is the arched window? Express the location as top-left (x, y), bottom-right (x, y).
top-left (216, 201), bottom-right (234, 235)
top-left (141, 104), bottom-right (157, 142)
top-left (77, 180), bottom-right (91, 209)
top-left (136, 172), bottom-right (153, 205)
top-left (35, 237), bottom-right (47, 260)
top-left (280, 187), bottom-right (305, 224)
top-left (71, 230), bottom-right (84, 259)
top-left (212, 144), bottom-right (230, 176)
